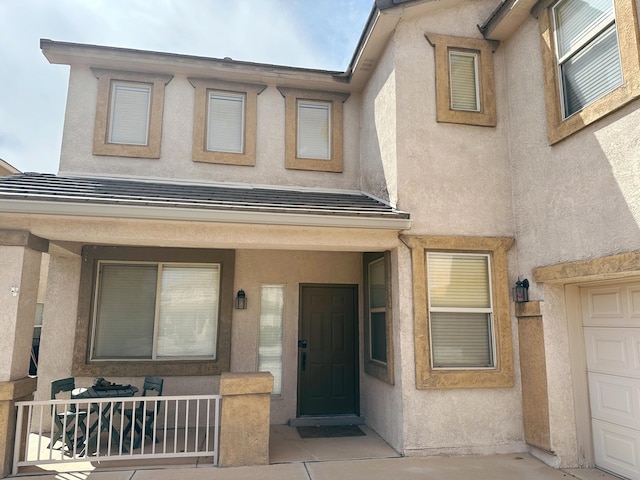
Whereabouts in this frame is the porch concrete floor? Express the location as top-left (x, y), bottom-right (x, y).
top-left (13, 425), bottom-right (620, 480)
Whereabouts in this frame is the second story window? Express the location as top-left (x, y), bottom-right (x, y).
top-left (553, 0), bottom-right (622, 118)
top-left (449, 50), bottom-right (480, 112)
top-left (297, 100), bottom-right (331, 160)
top-left (207, 91), bottom-right (245, 154)
top-left (92, 69), bottom-right (172, 159)
top-left (108, 81), bottom-right (152, 146)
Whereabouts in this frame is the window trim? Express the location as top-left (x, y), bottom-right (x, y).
top-left (74, 246), bottom-right (235, 377)
top-left (401, 235), bottom-right (514, 389)
top-left (425, 34), bottom-right (498, 127)
top-left (277, 87), bottom-right (349, 172)
top-left (91, 68), bottom-right (172, 158)
top-left (538, 0), bottom-right (640, 144)
top-left (363, 251), bottom-right (395, 385)
top-left (189, 78), bottom-right (266, 166)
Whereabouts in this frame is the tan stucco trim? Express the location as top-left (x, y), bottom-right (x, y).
top-left (538, 0), bottom-right (640, 144)
top-left (533, 250), bottom-right (640, 284)
top-left (91, 68), bottom-right (173, 158)
top-left (401, 235), bottom-right (515, 389)
top-left (277, 87), bottom-right (349, 173)
top-left (425, 33), bottom-right (498, 127)
top-left (189, 78), bottom-right (266, 166)
top-left (73, 246), bottom-right (235, 377)
top-left (0, 230), bottom-right (48, 253)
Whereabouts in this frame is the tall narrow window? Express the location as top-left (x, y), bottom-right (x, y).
top-left (368, 258), bottom-right (388, 364)
top-left (258, 284), bottom-right (285, 395)
top-left (297, 100), bottom-right (331, 160)
top-left (553, 0), bottom-right (621, 118)
top-left (207, 91), bottom-right (245, 154)
top-left (449, 50), bottom-right (480, 111)
top-left (427, 253), bottom-right (494, 369)
top-left (108, 82), bottom-right (151, 145)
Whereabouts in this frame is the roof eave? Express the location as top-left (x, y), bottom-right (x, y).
top-left (479, 0), bottom-right (538, 41)
top-left (0, 199), bottom-right (412, 231)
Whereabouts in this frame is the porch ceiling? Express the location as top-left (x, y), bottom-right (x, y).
top-left (0, 173), bottom-right (410, 230)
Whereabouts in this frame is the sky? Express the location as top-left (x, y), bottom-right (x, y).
top-left (0, 0), bottom-right (373, 174)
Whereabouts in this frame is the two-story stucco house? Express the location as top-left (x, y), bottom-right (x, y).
top-left (2, 0), bottom-right (640, 478)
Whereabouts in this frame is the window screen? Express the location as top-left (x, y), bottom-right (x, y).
top-left (297, 101), bottom-right (331, 159)
top-left (449, 51), bottom-right (480, 111)
top-left (108, 82), bottom-right (151, 145)
top-left (207, 91), bottom-right (245, 153)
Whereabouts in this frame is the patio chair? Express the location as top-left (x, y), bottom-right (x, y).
top-left (49, 377), bottom-right (87, 452)
top-left (122, 376), bottom-right (164, 448)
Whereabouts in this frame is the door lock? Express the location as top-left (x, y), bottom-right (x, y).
top-left (298, 339), bottom-right (308, 348)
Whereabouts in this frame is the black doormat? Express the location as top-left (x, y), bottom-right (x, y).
top-left (296, 425), bottom-right (366, 438)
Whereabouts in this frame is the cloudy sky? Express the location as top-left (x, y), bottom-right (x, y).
top-left (0, 0), bottom-right (373, 173)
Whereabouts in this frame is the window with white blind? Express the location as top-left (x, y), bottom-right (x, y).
top-left (425, 34), bottom-right (496, 127)
top-left (449, 51), bottom-right (480, 112)
top-left (108, 82), bottom-right (152, 145)
top-left (427, 253), bottom-right (495, 369)
top-left (553, 0), bottom-right (622, 118)
top-left (207, 91), bottom-right (245, 154)
top-left (538, 0), bottom-right (640, 143)
top-left (92, 262), bottom-right (220, 360)
top-left (368, 258), bottom-right (388, 364)
top-left (297, 100), bottom-right (331, 160)
top-left (258, 285), bottom-right (285, 395)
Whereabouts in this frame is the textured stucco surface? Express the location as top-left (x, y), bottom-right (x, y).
top-left (59, 67), bottom-right (362, 191)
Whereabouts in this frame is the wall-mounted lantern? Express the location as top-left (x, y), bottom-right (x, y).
top-left (513, 278), bottom-right (529, 303)
top-left (235, 289), bottom-right (247, 309)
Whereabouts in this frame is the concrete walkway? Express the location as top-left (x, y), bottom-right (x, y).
top-left (11, 425), bottom-right (619, 479)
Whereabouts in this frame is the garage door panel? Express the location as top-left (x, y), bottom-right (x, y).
top-left (584, 328), bottom-right (640, 376)
top-left (593, 419), bottom-right (640, 480)
top-left (584, 287), bottom-right (624, 321)
top-left (589, 373), bottom-right (640, 428)
top-left (630, 287), bottom-right (640, 319)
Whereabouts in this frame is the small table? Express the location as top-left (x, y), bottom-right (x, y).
top-left (72, 384), bottom-right (138, 454)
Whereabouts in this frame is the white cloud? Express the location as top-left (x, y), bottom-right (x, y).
top-left (0, 0), bottom-right (371, 173)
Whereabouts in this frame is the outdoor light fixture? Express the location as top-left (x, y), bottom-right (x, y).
top-left (235, 289), bottom-right (247, 309)
top-left (513, 278), bottom-right (529, 303)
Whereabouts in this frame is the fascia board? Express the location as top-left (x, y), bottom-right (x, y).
top-left (0, 199), bottom-right (412, 230)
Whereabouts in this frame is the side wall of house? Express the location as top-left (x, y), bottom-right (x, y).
top-left (386, 0), bottom-right (523, 456)
top-left (503, 6), bottom-right (640, 467)
top-left (58, 66), bottom-right (362, 192)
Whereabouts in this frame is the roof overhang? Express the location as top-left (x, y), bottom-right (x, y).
top-left (479, 0), bottom-right (539, 41)
top-left (0, 199), bottom-right (411, 230)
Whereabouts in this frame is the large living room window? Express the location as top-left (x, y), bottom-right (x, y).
top-left (538, 0), bottom-right (640, 143)
top-left (92, 262), bottom-right (220, 360)
top-left (74, 246), bottom-right (234, 377)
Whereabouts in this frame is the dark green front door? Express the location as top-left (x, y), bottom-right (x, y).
top-left (297, 285), bottom-right (358, 416)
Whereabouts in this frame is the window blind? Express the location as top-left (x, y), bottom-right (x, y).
top-left (427, 253), bottom-right (494, 368)
top-left (157, 265), bottom-right (219, 358)
top-left (554, 0), bottom-right (621, 117)
top-left (207, 92), bottom-right (245, 153)
top-left (93, 264), bottom-right (157, 359)
top-left (109, 82), bottom-right (151, 145)
top-left (449, 51), bottom-right (480, 111)
top-left (297, 101), bottom-right (331, 159)
top-left (258, 285), bottom-right (285, 395)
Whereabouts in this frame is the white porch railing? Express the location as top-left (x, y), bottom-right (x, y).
top-left (13, 394), bottom-right (221, 475)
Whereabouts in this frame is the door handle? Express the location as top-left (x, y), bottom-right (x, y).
top-left (302, 351), bottom-right (307, 372)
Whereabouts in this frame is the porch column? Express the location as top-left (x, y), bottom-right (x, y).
top-left (0, 230), bottom-right (48, 478)
top-left (219, 372), bottom-right (274, 467)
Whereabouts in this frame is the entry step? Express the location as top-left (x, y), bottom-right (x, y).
top-left (288, 415), bottom-right (365, 427)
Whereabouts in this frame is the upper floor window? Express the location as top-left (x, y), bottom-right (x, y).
top-left (553, 0), bottom-right (622, 118)
top-left (425, 34), bottom-right (497, 127)
top-left (189, 78), bottom-right (265, 166)
top-left (538, 0), bottom-right (640, 143)
top-left (91, 68), bottom-right (173, 158)
top-left (108, 82), bottom-right (151, 145)
top-left (278, 87), bottom-right (349, 172)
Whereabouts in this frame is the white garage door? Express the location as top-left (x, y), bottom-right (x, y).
top-left (582, 283), bottom-right (640, 480)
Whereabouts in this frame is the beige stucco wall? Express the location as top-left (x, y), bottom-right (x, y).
top-left (59, 67), bottom-right (362, 191)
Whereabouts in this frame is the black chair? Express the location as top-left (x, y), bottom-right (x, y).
top-left (49, 377), bottom-right (87, 452)
top-left (122, 376), bottom-right (164, 448)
